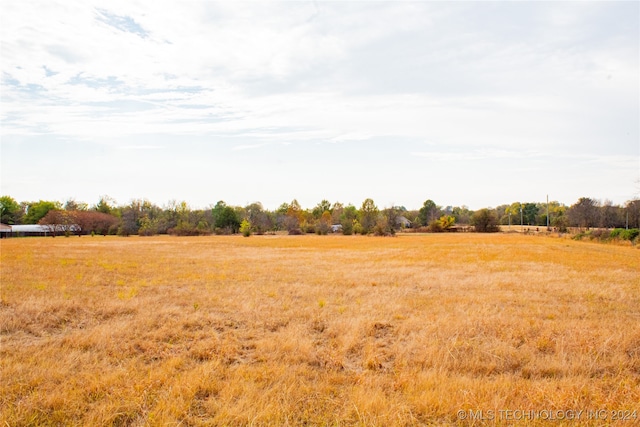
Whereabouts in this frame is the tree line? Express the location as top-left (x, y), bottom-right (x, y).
top-left (1, 195), bottom-right (639, 237)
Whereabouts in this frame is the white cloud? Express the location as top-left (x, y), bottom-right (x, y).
top-left (1, 1), bottom-right (638, 208)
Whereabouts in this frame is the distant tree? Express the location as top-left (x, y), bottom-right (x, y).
top-left (382, 206), bottom-right (403, 234)
top-left (39, 209), bottom-right (76, 237)
top-left (276, 202), bottom-right (289, 215)
top-left (404, 209), bottom-right (419, 226)
top-left (95, 196), bottom-right (116, 215)
top-left (245, 202), bottom-right (272, 234)
top-left (522, 203), bottom-right (538, 226)
top-left (157, 200), bottom-right (180, 234)
top-left (118, 207), bottom-right (139, 236)
top-left (471, 209), bottom-right (499, 232)
top-left (497, 204), bottom-right (510, 225)
top-left (330, 202), bottom-right (344, 225)
top-left (340, 205), bottom-right (358, 235)
top-left (170, 201), bottom-right (197, 235)
top-left (114, 199), bottom-right (163, 236)
top-left (544, 201), bottom-right (567, 229)
top-left (568, 197), bottom-right (600, 229)
top-left (359, 198), bottom-right (378, 234)
top-left (284, 199), bottom-right (303, 234)
top-left (316, 211), bottom-right (332, 235)
top-left (138, 215), bottom-right (158, 236)
top-left (373, 215), bottom-right (392, 236)
top-left (64, 199), bottom-right (88, 211)
top-left (211, 201), bottom-right (226, 224)
top-left (312, 199), bottom-right (332, 220)
top-left (418, 199), bottom-right (440, 227)
top-left (626, 199), bottom-right (640, 229)
top-left (0, 196), bottom-right (23, 224)
top-left (300, 210), bottom-right (316, 234)
top-left (599, 200), bottom-right (621, 229)
top-left (75, 211), bottom-right (119, 235)
top-left (552, 214), bottom-right (569, 233)
top-left (23, 200), bottom-right (61, 224)
top-left (452, 206), bottom-right (472, 225)
top-left (214, 203), bottom-right (241, 234)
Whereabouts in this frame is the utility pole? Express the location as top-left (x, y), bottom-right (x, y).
top-left (520, 204), bottom-right (523, 232)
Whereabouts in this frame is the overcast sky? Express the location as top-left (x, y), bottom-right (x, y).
top-left (1, 1), bottom-right (638, 211)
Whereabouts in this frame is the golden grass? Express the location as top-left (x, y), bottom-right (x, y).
top-left (1, 234), bottom-right (639, 426)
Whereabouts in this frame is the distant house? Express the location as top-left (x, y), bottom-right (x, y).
top-left (0, 223), bottom-right (80, 237)
top-left (0, 223), bottom-right (11, 238)
top-left (396, 216), bottom-right (412, 229)
top-left (331, 224), bottom-right (343, 233)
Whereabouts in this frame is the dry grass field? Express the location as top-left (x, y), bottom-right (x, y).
top-left (1, 234), bottom-right (639, 426)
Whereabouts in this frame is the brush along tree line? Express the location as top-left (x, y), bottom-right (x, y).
top-left (1, 195), bottom-right (639, 238)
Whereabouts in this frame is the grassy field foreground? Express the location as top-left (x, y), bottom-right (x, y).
top-left (1, 234), bottom-right (639, 426)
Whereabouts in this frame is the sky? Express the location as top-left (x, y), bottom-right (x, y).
top-left (1, 1), bottom-right (638, 211)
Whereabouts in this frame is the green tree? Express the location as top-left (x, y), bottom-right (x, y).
top-left (215, 203), bottom-right (241, 234)
top-left (23, 200), bottom-right (61, 224)
top-left (340, 205), bottom-right (358, 235)
top-left (418, 199), bottom-right (440, 227)
top-left (95, 196), bottom-right (116, 215)
top-left (312, 199), bottom-right (332, 219)
top-left (138, 216), bottom-right (159, 236)
top-left (522, 203), bottom-right (538, 226)
top-left (452, 206), bottom-right (472, 225)
top-left (0, 196), bottom-right (23, 224)
top-left (64, 199), bottom-right (88, 211)
top-left (359, 198), bottom-right (378, 234)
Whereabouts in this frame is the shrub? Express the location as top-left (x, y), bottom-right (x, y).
top-left (169, 222), bottom-right (209, 236)
top-left (316, 222), bottom-right (330, 235)
top-left (471, 209), bottom-right (499, 233)
top-left (341, 220), bottom-right (353, 235)
top-left (622, 228), bottom-right (639, 241)
top-left (438, 215), bottom-right (456, 231)
top-left (240, 219), bottom-right (252, 237)
top-left (572, 231), bottom-right (589, 241)
top-left (589, 229), bottom-right (608, 240)
top-left (428, 220), bottom-right (443, 233)
top-left (373, 217), bottom-right (395, 236)
top-left (611, 228), bottom-right (639, 241)
top-left (551, 216), bottom-right (569, 233)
